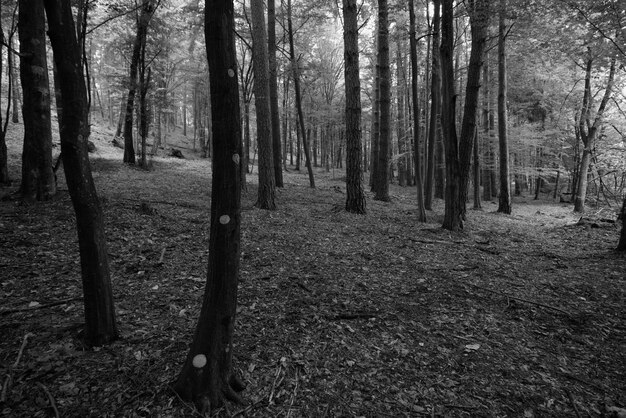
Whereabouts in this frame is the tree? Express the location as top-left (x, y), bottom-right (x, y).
top-left (408, 0), bottom-right (427, 221)
top-left (123, 0), bottom-right (157, 164)
top-left (573, 53), bottom-right (616, 213)
top-left (618, 198), bottom-right (626, 251)
top-left (251, 0), bottom-right (276, 209)
top-left (373, 0), bottom-right (390, 202)
top-left (287, 0), bottom-right (315, 188)
top-left (43, 0), bottom-right (118, 346)
top-left (425, 0), bottom-right (441, 209)
top-left (173, 0), bottom-right (245, 411)
top-left (342, 0), bottom-right (366, 214)
top-left (18, 0), bottom-right (56, 200)
top-left (0, 3), bottom-right (11, 185)
top-left (497, 0), bottom-right (511, 214)
top-left (267, 0), bottom-right (283, 187)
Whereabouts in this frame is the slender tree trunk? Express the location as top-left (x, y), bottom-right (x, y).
top-left (473, 127), bottom-right (482, 209)
top-left (342, 0), bottom-right (366, 214)
top-left (44, 0), bottom-right (118, 347)
top-left (408, 0), bottom-right (427, 220)
top-left (425, 0), bottom-right (441, 210)
top-left (481, 53), bottom-right (492, 201)
top-left (10, 41), bottom-right (20, 124)
top-left (287, 0), bottom-right (314, 187)
top-left (123, 0), bottom-right (155, 164)
top-left (369, 27), bottom-right (380, 189)
top-left (173, 0), bottom-right (245, 411)
top-left (251, 0), bottom-right (276, 209)
top-left (374, 0), bottom-right (390, 202)
top-left (267, 0), bottom-right (283, 187)
top-left (19, 0), bottom-right (56, 200)
top-left (574, 55), bottom-right (616, 212)
top-left (396, 40), bottom-right (407, 187)
top-left (497, 0), bottom-right (511, 214)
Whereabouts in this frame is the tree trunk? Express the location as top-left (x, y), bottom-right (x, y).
top-left (267, 0), bottom-right (283, 187)
top-left (424, 0), bottom-right (441, 210)
top-left (0, 8), bottom-right (7, 185)
top-left (369, 25), bottom-right (380, 190)
top-left (481, 53), bottom-right (492, 201)
top-left (374, 0), bottom-right (390, 202)
top-left (473, 127), bottom-right (481, 209)
top-left (287, 0), bottom-right (314, 188)
top-left (173, 0), bottom-right (245, 411)
top-left (457, 0), bottom-right (489, 217)
top-left (574, 54), bottom-right (616, 213)
top-left (342, 0), bottom-right (366, 214)
top-left (618, 198), bottom-right (626, 251)
top-left (440, 0), bottom-right (462, 230)
top-left (251, 0), bottom-right (276, 209)
top-left (43, 0), bottom-right (118, 347)
top-left (396, 40), bottom-right (407, 188)
top-left (409, 0), bottom-right (427, 221)
top-left (123, 0), bottom-right (155, 164)
top-left (19, 0), bottom-right (56, 200)
top-left (497, 0), bottom-right (511, 214)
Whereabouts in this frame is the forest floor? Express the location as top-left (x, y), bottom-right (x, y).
top-left (1, 120), bottom-right (625, 418)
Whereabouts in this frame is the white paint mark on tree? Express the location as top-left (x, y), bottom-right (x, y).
top-left (192, 354), bottom-right (207, 368)
top-left (219, 215), bottom-right (230, 224)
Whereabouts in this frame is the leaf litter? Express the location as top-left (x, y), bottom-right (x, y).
top-left (0, 132), bottom-right (624, 417)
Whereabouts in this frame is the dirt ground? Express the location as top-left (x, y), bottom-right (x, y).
top-left (1, 122), bottom-right (625, 417)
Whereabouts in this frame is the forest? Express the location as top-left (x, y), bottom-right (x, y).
top-left (0, 0), bottom-right (625, 416)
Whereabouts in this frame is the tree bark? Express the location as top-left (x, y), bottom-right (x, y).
top-left (19, 0), bottom-right (56, 200)
top-left (173, 0), bottom-right (245, 412)
top-left (458, 0), bottom-right (489, 217)
top-left (374, 0), bottom-right (390, 202)
top-left (342, 0), bottom-right (366, 214)
top-left (440, 0), bottom-right (462, 230)
top-left (123, 0), bottom-right (155, 164)
top-left (251, 0), bottom-right (276, 209)
top-left (425, 0), bottom-right (441, 210)
top-left (618, 198), bottom-right (626, 251)
top-left (497, 0), bottom-right (511, 214)
top-left (287, 0), bottom-right (314, 188)
top-left (574, 54), bottom-right (616, 213)
top-left (409, 0), bottom-right (427, 221)
top-left (43, 0), bottom-right (118, 347)
top-left (267, 0), bottom-right (283, 187)
top-left (0, 4), bottom-right (7, 185)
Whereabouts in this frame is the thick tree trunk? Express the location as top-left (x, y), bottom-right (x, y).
top-left (409, 0), bottom-right (427, 220)
top-left (267, 0), bottom-right (283, 187)
top-left (0, 10), bottom-right (7, 185)
top-left (19, 0), bottom-right (56, 200)
top-left (618, 198), bottom-right (626, 251)
top-left (342, 0), bottom-right (366, 214)
top-left (287, 0), bottom-right (314, 188)
top-left (440, 0), bottom-right (462, 230)
top-left (458, 0), bottom-right (489, 217)
top-left (374, 0), bottom-right (390, 202)
top-left (473, 128), bottom-right (481, 209)
top-left (44, 0), bottom-right (118, 347)
top-left (123, 0), bottom-right (155, 164)
top-left (173, 0), bottom-right (245, 412)
top-left (425, 0), bottom-right (441, 210)
top-left (497, 0), bottom-right (511, 214)
top-left (481, 54), bottom-right (492, 201)
top-left (251, 0), bottom-right (276, 209)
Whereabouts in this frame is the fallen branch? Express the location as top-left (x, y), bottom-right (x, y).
top-left (0, 297), bottom-right (82, 316)
top-left (36, 382), bottom-right (60, 418)
top-left (328, 313), bottom-right (377, 321)
top-left (157, 247), bottom-right (166, 264)
top-left (467, 283), bottom-right (572, 316)
top-left (1, 332), bottom-right (34, 403)
top-left (565, 389), bottom-right (582, 418)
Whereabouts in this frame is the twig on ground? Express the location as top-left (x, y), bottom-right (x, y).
top-left (286, 368), bottom-right (299, 418)
top-left (158, 247), bottom-right (166, 264)
top-left (36, 382), bottom-right (60, 418)
top-left (565, 389), bottom-right (582, 418)
top-left (0, 297), bottom-right (82, 316)
top-left (1, 332), bottom-right (34, 402)
top-left (467, 283), bottom-right (572, 316)
top-left (268, 365), bottom-right (284, 405)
